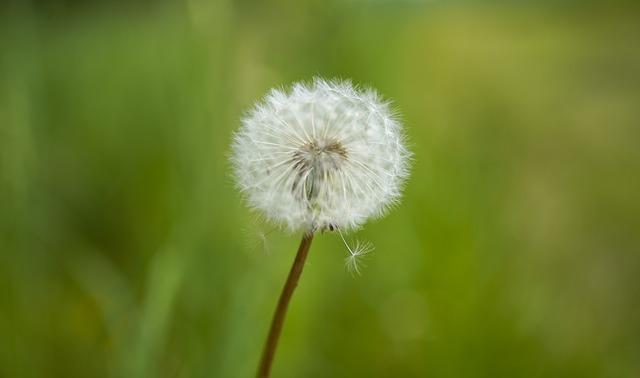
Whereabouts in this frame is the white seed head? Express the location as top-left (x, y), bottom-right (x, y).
top-left (231, 78), bottom-right (410, 232)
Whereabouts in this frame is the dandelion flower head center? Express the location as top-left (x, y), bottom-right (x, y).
top-left (292, 138), bottom-right (348, 200)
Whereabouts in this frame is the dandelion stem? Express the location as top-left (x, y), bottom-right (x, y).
top-left (257, 231), bottom-right (314, 378)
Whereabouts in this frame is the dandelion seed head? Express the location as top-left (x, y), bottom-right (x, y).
top-left (231, 78), bottom-right (410, 232)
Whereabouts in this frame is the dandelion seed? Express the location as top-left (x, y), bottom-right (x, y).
top-left (242, 220), bottom-right (275, 255)
top-left (345, 241), bottom-right (374, 276)
top-left (339, 230), bottom-right (375, 276)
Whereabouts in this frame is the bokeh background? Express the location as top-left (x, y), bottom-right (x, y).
top-left (1, 0), bottom-right (639, 377)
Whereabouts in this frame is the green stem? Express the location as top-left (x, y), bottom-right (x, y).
top-left (257, 232), bottom-right (315, 378)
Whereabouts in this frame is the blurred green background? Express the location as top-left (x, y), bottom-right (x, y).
top-left (1, 0), bottom-right (640, 377)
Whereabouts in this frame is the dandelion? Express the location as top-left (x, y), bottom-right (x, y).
top-left (231, 78), bottom-right (410, 377)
